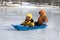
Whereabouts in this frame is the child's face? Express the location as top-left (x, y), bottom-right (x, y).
top-left (26, 16), bottom-right (31, 21)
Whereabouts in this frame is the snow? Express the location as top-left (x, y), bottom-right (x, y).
top-left (0, 6), bottom-right (60, 40)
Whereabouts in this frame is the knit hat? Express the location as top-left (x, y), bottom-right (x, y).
top-left (26, 13), bottom-right (32, 19)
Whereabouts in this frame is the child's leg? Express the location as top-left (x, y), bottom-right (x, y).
top-left (35, 22), bottom-right (41, 26)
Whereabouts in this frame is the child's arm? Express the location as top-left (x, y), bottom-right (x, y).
top-left (21, 22), bottom-right (25, 25)
top-left (30, 22), bottom-right (35, 26)
top-left (30, 19), bottom-right (35, 26)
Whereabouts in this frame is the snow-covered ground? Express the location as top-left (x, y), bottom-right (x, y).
top-left (0, 6), bottom-right (60, 40)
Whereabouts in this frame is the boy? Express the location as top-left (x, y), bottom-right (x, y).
top-left (21, 13), bottom-right (34, 27)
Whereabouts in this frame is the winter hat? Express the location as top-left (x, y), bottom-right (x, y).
top-left (26, 13), bottom-right (32, 19)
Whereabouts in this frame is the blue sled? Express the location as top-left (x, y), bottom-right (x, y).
top-left (12, 24), bottom-right (47, 30)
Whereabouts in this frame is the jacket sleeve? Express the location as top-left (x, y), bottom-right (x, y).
top-left (30, 22), bottom-right (35, 26)
top-left (21, 21), bottom-right (25, 25)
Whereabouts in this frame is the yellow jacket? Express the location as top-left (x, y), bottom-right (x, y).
top-left (21, 13), bottom-right (35, 27)
top-left (21, 21), bottom-right (34, 27)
